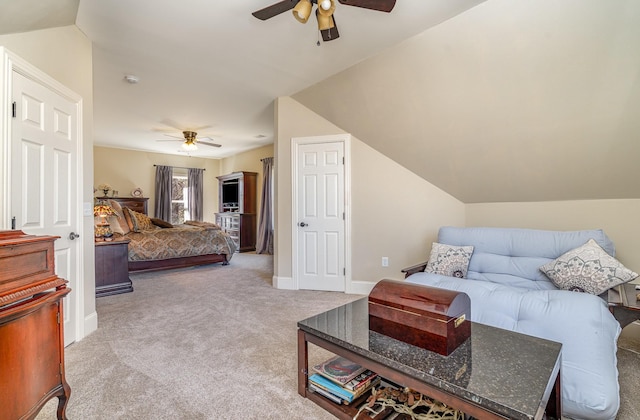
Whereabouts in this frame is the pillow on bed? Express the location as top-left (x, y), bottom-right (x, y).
top-left (425, 242), bottom-right (474, 278)
top-left (124, 207), bottom-right (155, 232)
top-left (150, 218), bottom-right (174, 228)
top-left (107, 200), bottom-right (130, 234)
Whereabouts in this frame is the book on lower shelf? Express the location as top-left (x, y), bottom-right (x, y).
top-left (313, 355), bottom-right (367, 386)
top-left (309, 373), bottom-right (380, 404)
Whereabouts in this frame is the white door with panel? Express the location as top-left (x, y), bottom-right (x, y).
top-left (10, 71), bottom-right (79, 346)
top-left (296, 141), bottom-right (345, 291)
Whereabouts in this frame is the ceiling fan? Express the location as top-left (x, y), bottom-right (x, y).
top-left (157, 131), bottom-right (222, 151)
top-left (252, 0), bottom-right (396, 42)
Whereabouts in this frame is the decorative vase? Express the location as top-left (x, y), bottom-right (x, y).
top-left (102, 189), bottom-right (110, 197)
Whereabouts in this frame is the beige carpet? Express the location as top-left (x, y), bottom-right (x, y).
top-left (36, 253), bottom-right (640, 419)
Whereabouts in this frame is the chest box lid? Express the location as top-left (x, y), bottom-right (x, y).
top-left (368, 279), bottom-right (471, 356)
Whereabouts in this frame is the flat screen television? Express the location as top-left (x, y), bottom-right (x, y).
top-left (222, 183), bottom-right (239, 207)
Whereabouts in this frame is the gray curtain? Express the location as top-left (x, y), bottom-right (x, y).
top-left (154, 165), bottom-right (173, 221)
top-left (256, 157), bottom-right (274, 254)
top-left (188, 168), bottom-right (204, 221)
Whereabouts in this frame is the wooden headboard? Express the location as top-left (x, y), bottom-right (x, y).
top-left (109, 197), bottom-right (149, 215)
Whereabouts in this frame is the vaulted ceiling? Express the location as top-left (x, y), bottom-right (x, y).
top-left (294, 0), bottom-right (640, 202)
top-left (2, 0), bottom-right (639, 203)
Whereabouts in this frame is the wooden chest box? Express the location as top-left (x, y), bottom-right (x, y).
top-left (368, 279), bottom-right (471, 356)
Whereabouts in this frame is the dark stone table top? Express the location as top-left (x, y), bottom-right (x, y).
top-left (298, 297), bottom-right (562, 420)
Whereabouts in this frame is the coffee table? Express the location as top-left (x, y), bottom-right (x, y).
top-left (298, 298), bottom-right (562, 420)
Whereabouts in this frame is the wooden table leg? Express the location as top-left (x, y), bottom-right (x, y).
top-left (545, 369), bottom-right (562, 419)
top-left (297, 329), bottom-right (308, 397)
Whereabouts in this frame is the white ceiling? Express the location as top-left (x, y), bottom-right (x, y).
top-left (66, 0), bottom-right (481, 158)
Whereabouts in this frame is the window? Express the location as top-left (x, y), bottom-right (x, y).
top-left (171, 171), bottom-right (190, 224)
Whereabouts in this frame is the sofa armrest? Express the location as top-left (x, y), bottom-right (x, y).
top-left (607, 283), bottom-right (640, 328)
top-left (401, 261), bottom-right (428, 279)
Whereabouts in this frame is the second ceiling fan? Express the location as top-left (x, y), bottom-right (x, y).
top-left (158, 131), bottom-right (221, 151)
top-left (252, 0), bottom-right (396, 42)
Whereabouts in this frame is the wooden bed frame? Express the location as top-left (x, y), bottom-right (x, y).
top-left (109, 197), bottom-right (231, 273)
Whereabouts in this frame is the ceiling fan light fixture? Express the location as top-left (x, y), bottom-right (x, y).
top-left (182, 141), bottom-right (198, 151)
top-left (318, 0), bottom-right (335, 15)
top-left (317, 11), bottom-right (335, 31)
top-left (292, 0), bottom-right (312, 23)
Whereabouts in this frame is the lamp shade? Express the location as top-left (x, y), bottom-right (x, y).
top-left (317, 10), bottom-right (336, 31)
top-left (292, 0), bottom-right (312, 23)
top-left (93, 204), bottom-right (117, 218)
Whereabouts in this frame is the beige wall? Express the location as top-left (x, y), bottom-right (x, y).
top-left (467, 200), bottom-right (640, 272)
top-left (0, 25), bottom-right (96, 338)
top-left (275, 97), bottom-right (465, 292)
top-left (94, 144), bottom-right (273, 245)
top-left (94, 146), bottom-right (221, 222)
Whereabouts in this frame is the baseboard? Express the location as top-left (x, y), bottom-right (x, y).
top-left (273, 276), bottom-right (296, 290)
top-left (346, 280), bottom-right (377, 295)
top-left (83, 310), bottom-right (98, 340)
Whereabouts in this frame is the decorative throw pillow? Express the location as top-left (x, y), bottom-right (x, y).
top-left (425, 242), bottom-right (474, 278)
top-left (108, 200), bottom-right (130, 234)
top-left (539, 239), bottom-right (638, 295)
top-left (150, 218), bottom-right (174, 228)
top-left (124, 207), bottom-right (155, 232)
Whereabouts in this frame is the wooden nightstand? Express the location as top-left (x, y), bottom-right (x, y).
top-left (95, 237), bottom-right (133, 297)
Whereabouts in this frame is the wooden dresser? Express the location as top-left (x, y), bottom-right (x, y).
top-left (0, 230), bottom-right (71, 419)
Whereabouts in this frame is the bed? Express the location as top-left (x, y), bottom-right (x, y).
top-left (105, 197), bottom-right (237, 272)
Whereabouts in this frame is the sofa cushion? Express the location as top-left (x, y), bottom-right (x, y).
top-left (540, 239), bottom-right (638, 295)
top-left (425, 242), bottom-right (474, 278)
top-left (438, 227), bottom-right (616, 290)
top-left (406, 272), bottom-right (621, 420)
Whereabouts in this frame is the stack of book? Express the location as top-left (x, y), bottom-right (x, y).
top-left (308, 355), bottom-right (381, 405)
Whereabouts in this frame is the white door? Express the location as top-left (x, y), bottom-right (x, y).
top-left (296, 141), bottom-right (345, 291)
top-left (11, 71), bottom-right (79, 346)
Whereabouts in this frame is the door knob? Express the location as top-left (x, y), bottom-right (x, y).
top-left (68, 232), bottom-right (80, 240)
top-left (298, 222), bottom-right (308, 227)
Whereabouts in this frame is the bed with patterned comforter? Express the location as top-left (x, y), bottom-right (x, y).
top-left (122, 221), bottom-right (237, 271)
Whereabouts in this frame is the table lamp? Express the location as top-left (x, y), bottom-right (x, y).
top-left (94, 204), bottom-right (117, 241)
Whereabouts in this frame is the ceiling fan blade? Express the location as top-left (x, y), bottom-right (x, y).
top-left (320, 15), bottom-right (339, 42)
top-left (161, 133), bottom-right (184, 140)
top-left (252, 0), bottom-right (298, 20)
top-left (337, 0), bottom-right (396, 13)
top-left (198, 141), bottom-right (222, 148)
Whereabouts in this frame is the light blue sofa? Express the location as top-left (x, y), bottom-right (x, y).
top-left (404, 226), bottom-right (622, 420)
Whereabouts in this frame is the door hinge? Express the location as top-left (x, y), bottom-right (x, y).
top-left (57, 312), bottom-right (60, 324)
top-left (12, 101), bottom-right (16, 118)
top-left (342, 157), bottom-right (345, 164)
top-left (60, 363), bottom-right (63, 375)
top-left (343, 268), bottom-right (346, 275)
top-left (342, 212), bottom-right (345, 220)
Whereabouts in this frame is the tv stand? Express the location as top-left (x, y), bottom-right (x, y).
top-left (215, 171), bottom-right (257, 252)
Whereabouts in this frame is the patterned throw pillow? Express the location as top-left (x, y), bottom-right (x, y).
top-left (124, 207), bottom-right (155, 232)
top-left (150, 218), bottom-right (174, 228)
top-left (425, 242), bottom-right (474, 278)
top-left (539, 239), bottom-right (638, 295)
